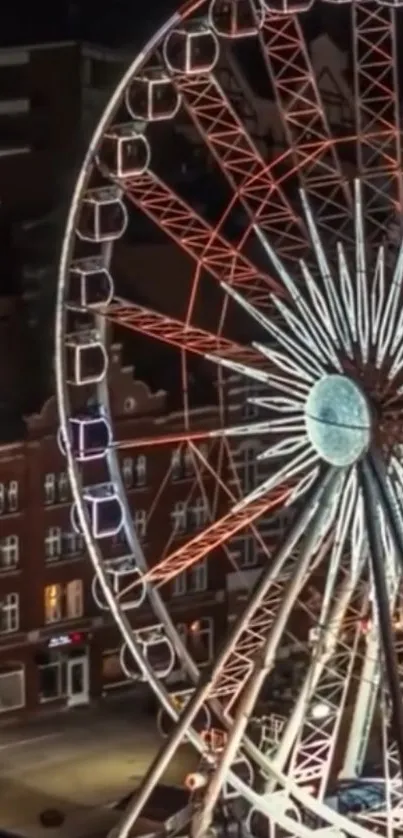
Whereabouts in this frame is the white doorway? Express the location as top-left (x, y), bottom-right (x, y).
top-left (67, 655), bottom-right (89, 706)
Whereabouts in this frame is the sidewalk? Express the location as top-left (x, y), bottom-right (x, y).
top-left (0, 695), bottom-right (196, 838)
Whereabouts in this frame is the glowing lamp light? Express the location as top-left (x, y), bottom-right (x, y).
top-left (311, 702), bottom-right (330, 720)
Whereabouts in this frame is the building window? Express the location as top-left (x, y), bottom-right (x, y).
top-left (7, 482), bottom-right (18, 512)
top-left (44, 584), bottom-right (62, 623)
top-left (134, 509), bottom-right (147, 540)
top-left (58, 472), bottom-right (69, 503)
top-left (241, 444), bottom-right (258, 494)
top-left (122, 456), bottom-right (147, 489)
top-left (66, 580), bottom-right (83, 619)
top-left (0, 663), bottom-right (25, 712)
top-left (171, 446), bottom-right (197, 481)
top-left (197, 443), bottom-right (209, 464)
top-left (122, 457), bottom-right (133, 489)
top-left (172, 558), bottom-right (208, 597)
top-left (0, 482), bottom-right (19, 515)
top-left (135, 455), bottom-right (146, 486)
top-left (172, 572), bottom-right (187, 598)
top-left (45, 527), bottom-right (62, 561)
top-left (242, 383), bottom-right (260, 419)
top-left (44, 473), bottom-right (56, 505)
top-left (171, 448), bottom-right (182, 481)
top-left (240, 537), bottom-right (257, 568)
top-left (187, 617), bottom-right (213, 666)
top-left (44, 581), bottom-right (83, 624)
top-left (184, 447), bottom-right (194, 476)
top-left (0, 535), bottom-right (19, 569)
top-left (171, 501), bottom-right (187, 534)
top-left (189, 558), bottom-right (208, 592)
top-left (191, 497), bottom-right (209, 530)
top-left (0, 594), bottom-right (19, 634)
top-left (62, 531), bottom-right (84, 556)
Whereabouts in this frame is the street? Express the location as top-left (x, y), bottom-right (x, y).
top-left (0, 696), bottom-right (197, 838)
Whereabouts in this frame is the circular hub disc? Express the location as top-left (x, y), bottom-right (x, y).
top-left (305, 374), bottom-right (372, 467)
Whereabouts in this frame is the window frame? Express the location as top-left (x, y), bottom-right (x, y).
top-left (0, 594), bottom-right (19, 634)
top-left (1, 534), bottom-right (19, 569)
top-left (44, 473), bottom-right (56, 506)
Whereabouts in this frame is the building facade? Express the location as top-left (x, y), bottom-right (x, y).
top-left (0, 343), bottom-right (228, 720)
top-left (0, 40), bottom-right (81, 217)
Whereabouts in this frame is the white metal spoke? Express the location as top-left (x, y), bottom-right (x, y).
top-left (223, 280), bottom-right (326, 377)
top-left (377, 241), bottom-right (403, 366)
top-left (300, 190), bottom-right (353, 357)
top-left (337, 242), bottom-right (357, 344)
top-left (255, 225), bottom-right (341, 369)
top-left (354, 179), bottom-right (370, 364)
top-left (254, 342), bottom-right (315, 384)
top-left (235, 446), bottom-right (318, 511)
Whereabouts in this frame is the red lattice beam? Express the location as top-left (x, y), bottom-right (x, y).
top-left (352, 2), bottom-right (403, 232)
top-left (146, 487), bottom-right (288, 586)
top-left (102, 297), bottom-right (263, 365)
top-left (120, 171), bottom-right (281, 308)
top-left (257, 14), bottom-right (353, 244)
top-left (176, 73), bottom-right (306, 260)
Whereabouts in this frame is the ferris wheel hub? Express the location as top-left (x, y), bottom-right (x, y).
top-left (304, 375), bottom-right (372, 468)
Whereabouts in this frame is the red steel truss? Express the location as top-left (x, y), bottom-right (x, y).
top-left (174, 73), bottom-right (307, 260)
top-left (101, 297), bottom-right (263, 365)
top-left (257, 13), bottom-right (353, 245)
top-left (141, 487), bottom-right (289, 586)
top-left (352, 2), bottom-right (403, 235)
top-left (121, 171), bottom-right (281, 309)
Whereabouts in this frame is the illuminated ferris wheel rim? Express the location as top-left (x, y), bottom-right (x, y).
top-left (55, 1), bottom-right (403, 837)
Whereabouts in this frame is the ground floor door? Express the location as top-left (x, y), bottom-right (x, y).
top-left (67, 655), bottom-right (89, 706)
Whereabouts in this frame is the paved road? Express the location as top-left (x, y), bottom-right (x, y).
top-left (0, 696), bottom-right (197, 838)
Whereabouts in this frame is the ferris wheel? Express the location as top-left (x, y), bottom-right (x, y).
top-left (56, 0), bottom-right (403, 836)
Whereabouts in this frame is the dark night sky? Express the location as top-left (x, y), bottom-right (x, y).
top-left (0, 0), bottom-right (354, 49)
top-left (0, 0), bottom-right (179, 47)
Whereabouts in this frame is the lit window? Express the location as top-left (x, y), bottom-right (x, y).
top-left (0, 594), bottom-right (19, 634)
top-left (135, 455), bottom-right (146, 486)
top-left (171, 501), bottom-right (187, 534)
top-left (58, 472), bottom-right (69, 503)
top-left (122, 457), bottom-right (133, 489)
top-left (44, 584), bottom-right (62, 623)
top-left (45, 527), bottom-right (62, 561)
top-left (7, 481), bottom-right (18, 513)
top-left (1, 535), bottom-right (19, 569)
top-left (44, 473), bottom-right (56, 506)
top-left (134, 509), bottom-right (147, 540)
top-left (66, 580), bottom-right (83, 619)
top-left (188, 617), bottom-right (213, 665)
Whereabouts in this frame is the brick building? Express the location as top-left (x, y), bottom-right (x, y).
top-left (0, 40), bottom-right (81, 217)
top-left (0, 344), bottom-right (227, 719)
